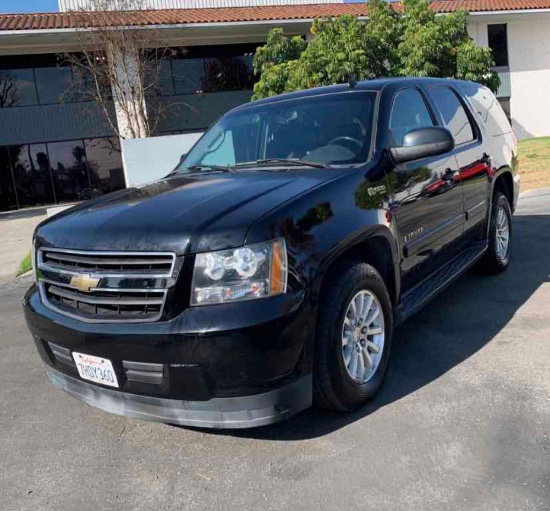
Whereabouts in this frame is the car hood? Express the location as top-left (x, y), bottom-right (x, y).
top-left (36, 169), bottom-right (345, 254)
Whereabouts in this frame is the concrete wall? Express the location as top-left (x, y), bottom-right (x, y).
top-left (507, 20), bottom-right (550, 138)
top-left (121, 132), bottom-right (202, 187)
top-left (469, 15), bottom-right (550, 139)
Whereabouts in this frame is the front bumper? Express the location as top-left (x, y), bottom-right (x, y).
top-left (46, 366), bottom-right (311, 429)
top-left (24, 285), bottom-right (315, 428)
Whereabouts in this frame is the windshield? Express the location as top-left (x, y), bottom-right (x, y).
top-left (177, 91), bottom-right (377, 171)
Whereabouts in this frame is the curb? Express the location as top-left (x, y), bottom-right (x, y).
top-left (16, 270), bottom-right (33, 279)
top-left (519, 187), bottom-right (550, 199)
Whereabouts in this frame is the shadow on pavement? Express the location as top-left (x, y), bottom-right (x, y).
top-left (194, 213), bottom-right (549, 440)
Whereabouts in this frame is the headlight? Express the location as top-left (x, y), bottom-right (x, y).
top-left (191, 239), bottom-right (287, 305)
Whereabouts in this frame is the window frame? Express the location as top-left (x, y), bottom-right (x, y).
top-left (387, 86), bottom-right (438, 148)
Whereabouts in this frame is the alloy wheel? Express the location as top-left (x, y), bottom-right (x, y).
top-left (341, 290), bottom-right (385, 384)
top-left (495, 206), bottom-right (510, 262)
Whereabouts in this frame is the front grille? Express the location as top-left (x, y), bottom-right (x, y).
top-left (37, 248), bottom-right (176, 323)
top-left (41, 250), bottom-right (174, 275)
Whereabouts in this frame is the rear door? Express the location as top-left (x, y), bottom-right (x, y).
top-left (383, 85), bottom-right (464, 292)
top-left (426, 85), bottom-right (491, 242)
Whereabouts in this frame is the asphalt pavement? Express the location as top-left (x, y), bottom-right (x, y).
top-left (0, 191), bottom-right (548, 511)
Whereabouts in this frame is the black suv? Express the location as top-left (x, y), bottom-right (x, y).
top-left (24, 78), bottom-right (519, 429)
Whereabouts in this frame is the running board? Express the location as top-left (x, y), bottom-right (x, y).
top-left (395, 241), bottom-right (488, 325)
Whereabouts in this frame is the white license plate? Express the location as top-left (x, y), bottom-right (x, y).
top-left (72, 352), bottom-right (119, 388)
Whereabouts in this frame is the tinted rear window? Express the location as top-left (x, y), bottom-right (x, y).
top-left (459, 83), bottom-right (512, 136)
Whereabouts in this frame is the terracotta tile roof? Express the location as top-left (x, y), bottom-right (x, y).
top-left (430, 0), bottom-right (550, 12)
top-left (0, 1), bottom-right (548, 32)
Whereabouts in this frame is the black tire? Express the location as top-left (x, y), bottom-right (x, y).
top-left (313, 260), bottom-right (393, 412)
top-left (476, 191), bottom-right (512, 274)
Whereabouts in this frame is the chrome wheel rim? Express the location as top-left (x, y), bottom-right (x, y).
top-left (495, 207), bottom-right (510, 262)
top-left (341, 290), bottom-right (385, 384)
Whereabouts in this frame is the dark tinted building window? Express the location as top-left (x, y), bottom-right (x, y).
top-left (0, 54), bottom-right (96, 108)
top-left (202, 56), bottom-right (255, 93)
top-left (159, 44), bottom-right (259, 97)
top-left (157, 60), bottom-right (175, 96)
top-left (0, 146), bottom-right (17, 211)
top-left (48, 140), bottom-right (90, 203)
top-left (34, 66), bottom-right (74, 105)
top-left (0, 137), bottom-right (126, 211)
top-left (0, 69), bottom-right (38, 107)
top-left (429, 86), bottom-right (475, 145)
top-left (173, 58), bottom-right (205, 95)
top-left (488, 24), bottom-right (508, 67)
top-left (389, 88), bottom-right (434, 146)
top-left (85, 138), bottom-right (125, 197)
top-left (8, 144), bottom-right (55, 207)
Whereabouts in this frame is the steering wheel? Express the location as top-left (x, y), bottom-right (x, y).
top-left (328, 136), bottom-right (363, 153)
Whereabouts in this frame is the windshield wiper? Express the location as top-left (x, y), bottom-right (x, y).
top-left (187, 164), bottom-right (234, 173)
top-left (237, 159), bottom-right (327, 169)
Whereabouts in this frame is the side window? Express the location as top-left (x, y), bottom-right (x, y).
top-left (389, 88), bottom-right (434, 146)
top-left (429, 86), bottom-right (475, 145)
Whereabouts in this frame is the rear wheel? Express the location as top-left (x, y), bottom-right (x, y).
top-left (313, 260), bottom-right (393, 411)
top-left (476, 191), bottom-right (512, 274)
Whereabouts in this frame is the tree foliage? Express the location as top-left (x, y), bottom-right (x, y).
top-left (252, 0), bottom-right (499, 100)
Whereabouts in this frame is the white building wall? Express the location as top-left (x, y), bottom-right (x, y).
top-left (507, 19), bottom-right (550, 138)
top-left (58, 0), bottom-right (343, 10)
top-left (469, 15), bottom-right (550, 139)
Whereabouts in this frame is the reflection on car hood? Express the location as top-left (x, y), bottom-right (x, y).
top-left (36, 169), bottom-right (345, 254)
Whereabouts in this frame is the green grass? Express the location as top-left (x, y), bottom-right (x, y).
top-left (518, 136), bottom-right (550, 190)
top-left (17, 251), bottom-right (32, 277)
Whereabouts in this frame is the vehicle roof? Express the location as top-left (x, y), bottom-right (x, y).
top-left (233, 77), bottom-right (481, 112)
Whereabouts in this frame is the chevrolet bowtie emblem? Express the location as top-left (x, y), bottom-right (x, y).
top-left (70, 274), bottom-right (100, 293)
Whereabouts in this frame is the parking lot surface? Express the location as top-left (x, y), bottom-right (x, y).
top-left (0, 192), bottom-right (548, 511)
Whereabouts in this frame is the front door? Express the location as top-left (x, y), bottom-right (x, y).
top-left (383, 86), bottom-right (464, 292)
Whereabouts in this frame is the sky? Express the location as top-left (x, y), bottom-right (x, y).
top-left (0, 0), bottom-right (57, 13)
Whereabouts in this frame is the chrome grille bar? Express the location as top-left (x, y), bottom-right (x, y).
top-left (44, 253), bottom-right (174, 267)
top-left (39, 247), bottom-right (176, 278)
top-left (37, 248), bottom-right (177, 323)
top-left (47, 285), bottom-right (165, 306)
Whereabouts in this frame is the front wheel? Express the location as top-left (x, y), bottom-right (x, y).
top-left (313, 261), bottom-right (393, 412)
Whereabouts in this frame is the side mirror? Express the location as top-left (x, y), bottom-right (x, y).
top-left (390, 127), bottom-right (454, 164)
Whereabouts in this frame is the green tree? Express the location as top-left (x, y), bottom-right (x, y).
top-left (252, 0), bottom-right (499, 100)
